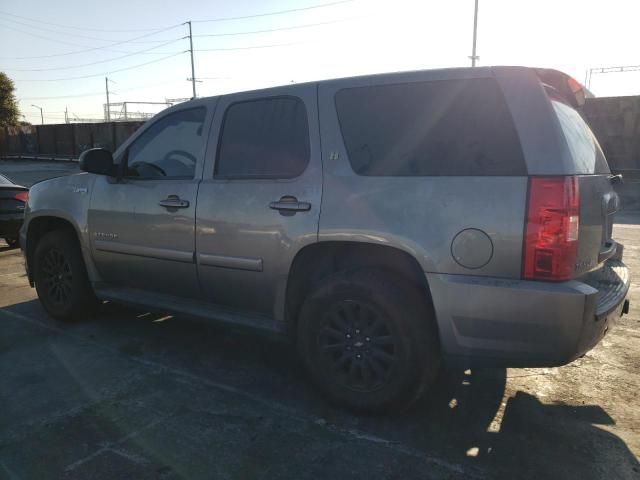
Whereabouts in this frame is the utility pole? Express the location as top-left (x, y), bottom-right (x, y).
top-left (65, 106), bottom-right (69, 124)
top-left (105, 77), bottom-right (111, 122)
top-left (187, 21), bottom-right (197, 99)
top-left (470, 0), bottom-right (479, 67)
top-left (31, 104), bottom-right (44, 125)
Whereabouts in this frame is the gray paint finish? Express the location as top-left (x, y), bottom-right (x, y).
top-left (198, 253), bottom-right (263, 272)
top-left (20, 66), bottom-right (630, 368)
top-left (94, 240), bottom-right (193, 263)
top-left (318, 72), bottom-right (528, 279)
top-left (196, 84), bottom-right (322, 320)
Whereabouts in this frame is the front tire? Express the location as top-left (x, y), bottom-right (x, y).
top-left (297, 269), bottom-right (440, 413)
top-left (33, 230), bottom-right (98, 322)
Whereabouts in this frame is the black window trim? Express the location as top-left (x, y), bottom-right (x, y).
top-left (213, 94), bottom-right (311, 180)
top-left (122, 106), bottom-right (207, 181)
top-left (333, 77), bottom-right (527, 177)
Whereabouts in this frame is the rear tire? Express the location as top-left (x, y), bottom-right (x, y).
top-left (4, 237), bottom-right (18, 248)
top-left (297, 269), bottom-right (440, 414)
top-left (33, 230), bottom-right (98, 322)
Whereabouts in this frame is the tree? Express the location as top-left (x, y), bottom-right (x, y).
top-left (0, 72), bottom-right (20, 127)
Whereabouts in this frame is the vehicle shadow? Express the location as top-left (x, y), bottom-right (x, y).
top-left (1, 299), bottom-right (638, 479)
top-left (397, 368), bottom-right (640, 479)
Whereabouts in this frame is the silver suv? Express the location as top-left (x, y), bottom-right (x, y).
top-left (20, 66), bottom-right (631, 412)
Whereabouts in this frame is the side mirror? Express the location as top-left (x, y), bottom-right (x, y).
top-left (79, 148), bottom-right (115, 176)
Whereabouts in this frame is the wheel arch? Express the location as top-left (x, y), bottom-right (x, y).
top-left (284, 241), bottom-right (436, 337)
top-left (25, 215), bottom-right (84, 285)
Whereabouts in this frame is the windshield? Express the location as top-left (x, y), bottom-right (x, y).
top-left (551, 98), bottom-right (610, 174)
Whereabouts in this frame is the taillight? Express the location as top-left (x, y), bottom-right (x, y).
top-left (523, 176), bottom-right (579, 281)
top-left (14, 191), bottom-right (28, 203)
top-left (566, 76), bottom-right (586, 106)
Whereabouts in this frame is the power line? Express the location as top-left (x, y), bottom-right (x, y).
top-left (0, 22), bottom-right (103, 48)
top-left (2, 3), bottom-right (358, 61)
top-left (18, 80), bottom-right (187, 100)
top-left (15, 51), bottom-right (187, 82)
top-left (20, 92), bottom-right (104, 100)
top-left (193, 0), bottom-right (356, 23)
top-left (0, 23), bottom-right (182, 59)
top-left (1, 0), bottom-right (355, 34)
top-left (0, 15), bottom-right (152, 42)
top-left (0, 10), bottom-right (173, 32)
top-left (5, 38), bottom-right (186, 72)
top-left (194, 16), bottom-right (361, 37)
top-left (196, 41), bottom-right (310, 52)
top-left (0, 15), bottom-right (184, 45)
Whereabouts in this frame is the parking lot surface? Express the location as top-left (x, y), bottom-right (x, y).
top-left (1, 160), bottom-right (639, 479)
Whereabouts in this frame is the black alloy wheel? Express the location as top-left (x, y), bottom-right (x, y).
top-left (40, 247), bottom-right (74, 309)
top-left (317, 299), bottom-right (398, 393)
top-left (297, 269), bottom-right (441, 413)
top-left (34, 229), bottom-right (98, 321)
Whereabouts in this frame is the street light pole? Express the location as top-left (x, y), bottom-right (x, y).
top-left (470, 0), bottom-right (479, 67)
top-left (31, 104), bottom-right (44, 124)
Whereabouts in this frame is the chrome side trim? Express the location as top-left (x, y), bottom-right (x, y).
top-left (198, 253), bottom-right (263, 272)
top-left (94, 240), bottom-right (193, 263)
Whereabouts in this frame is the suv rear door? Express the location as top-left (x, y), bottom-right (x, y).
top-left (495, 67), bottom-right (619, 279)
top-left (548, 94), bottom-right (618, 276)
top-left (195, 84), bottom-right (321, 319)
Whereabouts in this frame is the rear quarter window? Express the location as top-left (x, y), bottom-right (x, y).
top-left (334, 78), bottom-right (526, 176)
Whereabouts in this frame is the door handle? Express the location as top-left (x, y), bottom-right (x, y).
top-left (269, 196), bottom-right (311, 213)
top-left (159, 195), bottom-right (190, 209)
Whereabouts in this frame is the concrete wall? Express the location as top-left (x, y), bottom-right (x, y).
top-left (0, 121), bottom-right (144, 157)
top-left (582, 96), bottom-right (640, 173)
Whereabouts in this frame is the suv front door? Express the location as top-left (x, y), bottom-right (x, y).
top-left (196, 85), bottom-right (321, 319)
top-left (88, 103), bottom-right (213, 298)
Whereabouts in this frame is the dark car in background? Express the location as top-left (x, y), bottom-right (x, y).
top-left (0, 174), bottom-right (28, 248)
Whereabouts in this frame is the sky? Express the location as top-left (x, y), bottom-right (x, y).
top-left (1, 0), bottom-right (639, 124)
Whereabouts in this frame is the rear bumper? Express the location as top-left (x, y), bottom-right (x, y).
top-left (427, 256), bottom-right (630, 368)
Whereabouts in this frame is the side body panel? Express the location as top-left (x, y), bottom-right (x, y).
top-left (196, 84), bottom-right (322, 320)
top-left (317, 69), bottom-right (528, 279)
top-left (21, 173), bottom-right (102, 282)
top-left (88, 177), bottom-right (201, 297)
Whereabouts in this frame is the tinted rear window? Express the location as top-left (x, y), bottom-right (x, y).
top-left (215, 97), bottom-right (310, 179)
top-left (550, 98), bottom-right (610, 174)
top-left (335, 78), bottom-right (526, 176)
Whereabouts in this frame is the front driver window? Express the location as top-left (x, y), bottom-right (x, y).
top-left (125, 107), bottom-right (206, 179)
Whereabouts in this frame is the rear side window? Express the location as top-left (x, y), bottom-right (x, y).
top-left (550, 98), bottom-right (610, 174)
top-left (335, 78), bottom-right (526, 176)
top-left (215, 97), bottom-right (310, 179)
top-left (0, 174), bottom-right (11, 185)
